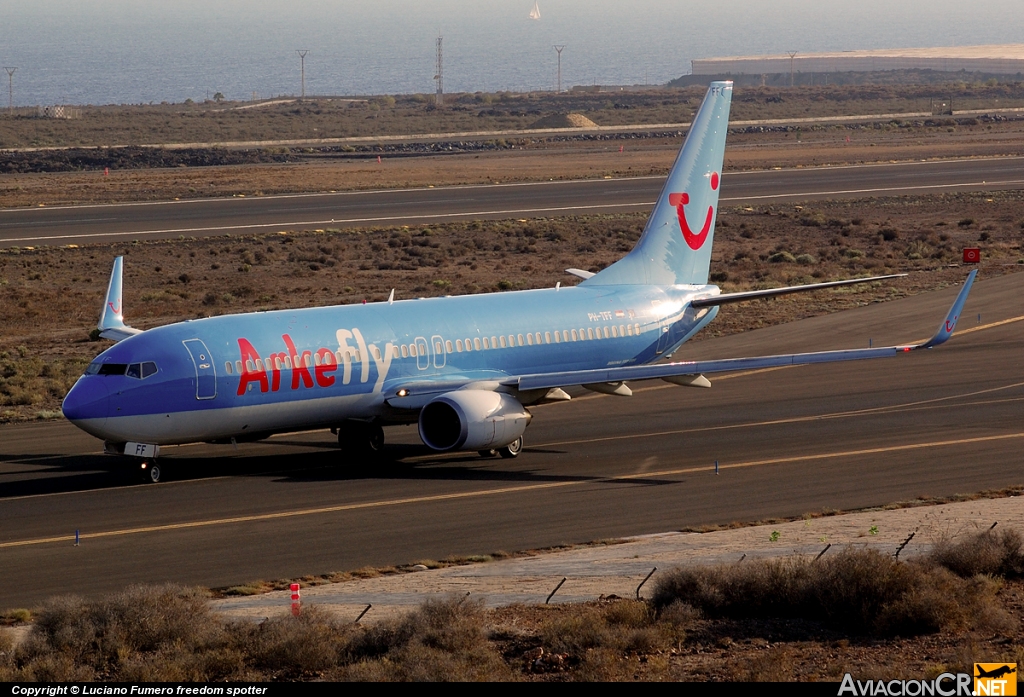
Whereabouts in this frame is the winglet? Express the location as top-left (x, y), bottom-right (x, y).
top-left (915, 270), bottom-right (977, 349)
top-left (98, 256), bottom-right (142, 342)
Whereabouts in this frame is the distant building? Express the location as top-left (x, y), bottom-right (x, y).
top-left (37, 105), bottom-right (81, 119)
top-left (692, 45), bottom-right (1024, 76)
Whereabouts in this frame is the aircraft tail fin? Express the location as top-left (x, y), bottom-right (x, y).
top-left (98, 256), bottom-right (142, 342)
top-left (583, 81), bottom-right (732, 286)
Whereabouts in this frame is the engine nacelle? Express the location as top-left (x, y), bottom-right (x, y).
top-left (418, 390), bottom-right (531, 451)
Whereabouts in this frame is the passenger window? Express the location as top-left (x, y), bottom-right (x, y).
top-left (225, 361), bottom-right (233, 375)
top-left (508, 335), bottom-right (515, 347)
top-left (635, 323), bottom-right (641, 335)
top-left (464, 338), bottom-right (472, 352)
top-left (401, 345), bottom-right (409, 358)
top-left (499, 336), bottom-right (507, 348)
top-left (483, 337), bottom-right (490, 350)
top-left (571, 329), bottom-right (578, 341)
top-left (446, 340), bottom-right (453, 353)
top-left (627, 325), bottom-right (634, 336)
top-left (409, 345), bottom-right (417, 358)
top-left (235, 360), bottom-right (243, 374)
top-left (554, 332), bottom-right (560, 343)
top-left (526, 333), bottom-right (533, 346)
top-left (517, 334), bottom-right (524, 346)
top-left (314, 353), bottom-right (322, 366)
top-left (456, 339), bottom-right (463, 352)
top-left (579, 328), bottom-right (586, 339)
top-left (545, 331), bottom-right (551, 344)
top-left (474, 337), bottom-right (482, 351)
top-left (126, 363), bottom-right (142, 379)
top-left (245, 359), bottom-right (255, 372)
top-left (491, 336), bottom-right (498, 348)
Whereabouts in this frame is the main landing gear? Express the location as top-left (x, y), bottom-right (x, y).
top-left (478, 435), bottom-right (524, 459)
top-left (337, 421), bottom-right (385, 459)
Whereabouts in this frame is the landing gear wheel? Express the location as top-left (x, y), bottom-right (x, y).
top-left (338, 422), bottom-right (385, 459)
top-left (497, 436), bottom-right (523, 459)
top-left (478, 449), bottom-right (497, 458)
top-left (141, 461), bottom-right (161, 483)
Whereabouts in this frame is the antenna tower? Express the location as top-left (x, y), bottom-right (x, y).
top-left (296, 50), bottom-right (309, 98)
top-left (787, 51), bottom-right (797, 87)
top-left (3, 67), bottom-right (15, 114)
top-left (553, 45), bottom-right (565, 92)
top-left (434, 35), bottom-right (443, 106)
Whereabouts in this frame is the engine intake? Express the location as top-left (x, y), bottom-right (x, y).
top-left (418, 390), bottom-right (531, 451)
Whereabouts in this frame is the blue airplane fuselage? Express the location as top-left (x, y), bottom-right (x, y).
top-left (62, 282), bottom-right (719, 445)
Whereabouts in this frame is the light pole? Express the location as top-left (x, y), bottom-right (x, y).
top-left (296, 50), bottom-right (308, 98)
top-left (787, 51), bottom-right (797, 87)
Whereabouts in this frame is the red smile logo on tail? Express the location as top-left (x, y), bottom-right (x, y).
top-left (668, 171), bottom-right (719, 250)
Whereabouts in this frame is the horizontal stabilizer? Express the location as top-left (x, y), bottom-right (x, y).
top-left (690, 274), bottom-right (906, 308)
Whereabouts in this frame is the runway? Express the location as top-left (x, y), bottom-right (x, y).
top-left (1, 271), bottom-right (1021, 608)
top-left (2, 156), bottom-right (1023, 247)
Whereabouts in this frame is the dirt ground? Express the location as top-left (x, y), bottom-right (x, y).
top-left (3, 116), bottom-right (1024, 208)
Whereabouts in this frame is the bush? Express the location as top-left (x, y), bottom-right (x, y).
top-left (768, 251), bottom-right (796, 263)
top-left (930, 528), bottom-right (1024, 579)
top-left (650, 548), bottom-right (1008, 637)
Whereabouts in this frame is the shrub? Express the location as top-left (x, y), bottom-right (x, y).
top-left (930, 528), bottom-right (1024, 579)
top-left (768, 251), bottom-right (796, 263)
top-left (650, 548), bottom-right (1007, 637)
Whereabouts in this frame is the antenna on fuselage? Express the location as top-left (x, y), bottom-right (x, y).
top-left (388, 289), bottom-right (395, 305)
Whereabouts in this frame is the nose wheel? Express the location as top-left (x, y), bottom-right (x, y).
top-left (140, 461), bottom-right (162, 483)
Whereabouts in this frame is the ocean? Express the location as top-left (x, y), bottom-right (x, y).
top-left (1, 0), bottom-right (1023, 106)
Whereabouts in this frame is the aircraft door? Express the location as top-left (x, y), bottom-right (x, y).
top-left (656, 325), bottom-right (672, 354)
top-left (414, 336), bottom-right (429, 371)
top-left (182, 339), bottom-right (217, 400)
top-left (431, 335), bottom-right (446, 369)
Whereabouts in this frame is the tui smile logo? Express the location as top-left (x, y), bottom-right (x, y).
top-left (668, 171), bottom-right (719, 250)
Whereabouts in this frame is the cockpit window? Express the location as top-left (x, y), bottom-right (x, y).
top-left (125, 362), bottom-right (159, 379)
top-left (85, 361), bottom-right (157, 378)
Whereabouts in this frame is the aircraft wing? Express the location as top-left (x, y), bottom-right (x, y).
top-left (503, 271), bottom-right (976, 393)
top-left (689, 273), bottom-right (906, 308)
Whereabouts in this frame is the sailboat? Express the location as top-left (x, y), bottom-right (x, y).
top-left (529, 1), bottom-right (540, 20)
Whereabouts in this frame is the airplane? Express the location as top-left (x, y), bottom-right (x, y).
top-left (61, 81), bottom-right (978, 483)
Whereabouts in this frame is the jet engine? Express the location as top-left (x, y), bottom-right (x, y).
top-left (418, 390), bottom-right (531, 451)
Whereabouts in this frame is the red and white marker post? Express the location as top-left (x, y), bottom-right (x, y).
top-left (290, 583), bottom-right (301, 616)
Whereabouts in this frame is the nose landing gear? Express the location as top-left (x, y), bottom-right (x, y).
top-left (140, 460), bottom-right (161, 483)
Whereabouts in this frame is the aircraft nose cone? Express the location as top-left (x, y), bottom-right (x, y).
top-left (62, 377), bottom-right (110, 429)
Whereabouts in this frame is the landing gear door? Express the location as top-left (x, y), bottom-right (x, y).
top-left (182, 339), bottom-right (217, 400)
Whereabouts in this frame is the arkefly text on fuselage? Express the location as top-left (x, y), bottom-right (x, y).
top-left (61, 82), bottom-right (978, 483)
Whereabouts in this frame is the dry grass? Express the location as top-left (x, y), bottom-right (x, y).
top-left (650, 548), bottom-right (1014, 637)
top-left (3, 555), bottom-right (1024, 682)
top-left (930, 527), bottom-right (1024, 579)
